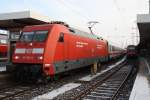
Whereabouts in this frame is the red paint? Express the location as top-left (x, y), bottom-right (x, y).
top-left (0, 34), bottom-right (7, 58)
top-left (0, 45), bottom-right (7, 53)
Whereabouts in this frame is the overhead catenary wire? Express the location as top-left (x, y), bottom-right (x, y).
top-left (114, 0), bottom-right (140, 46)
top-left (56, 0), bottom-right (131, 47)
top-left (62, 0), bottom-right (91, 19)
top-left (112, 0), bottom-right (132, 47)
top-left (55, 0), bottom-right (101, 34)
top-left (55, 0), bottom-right (90, 22)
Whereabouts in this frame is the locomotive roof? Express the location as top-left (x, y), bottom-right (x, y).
top-left (69, 27), bottom-right (103, 40)
top-left (23, 23), bottom-right (104, 41)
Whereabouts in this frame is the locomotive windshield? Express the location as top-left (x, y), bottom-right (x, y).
top-left (127, 46), bottom-right (135, 50)
top-left (33, 31), bottom-right (48, 42)
top-left (127, 45), bottom-right (136, 52)
top-left (20, 32), bottom-right (34, 42)
top-left (20, 31), bottom-right (48, 42)
top-left (128, 47), bottom-right (135, 50)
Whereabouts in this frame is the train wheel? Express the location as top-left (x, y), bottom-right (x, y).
top-left (97, 62), bottom-right (101, 71)
top-left (91, 62), bottom-right (98, 75)
top-left (37, 74), bottom-right (50, 84)
top-left (54, 75), bottom-right (59, 81)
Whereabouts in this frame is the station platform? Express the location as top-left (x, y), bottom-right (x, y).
top-left (0, 62), bottom-right (7, 72)
top-left (129, 57), bottom-right (150, 100)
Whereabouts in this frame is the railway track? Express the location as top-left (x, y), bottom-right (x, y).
top-left (113, 59), bottom-right (138, 100)
top-left (73, 62), bottom-right (132, 100)
top-left (0, 57), bottom-right (128, 100)
top-left (0, 83), bottom-right (36, 100)
top-left (52, 58), bottom-right (132, 100)
top-left (0, 68), bottom-right (91, 100)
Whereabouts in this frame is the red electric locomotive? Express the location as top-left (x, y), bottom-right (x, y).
top-left (0, 34), bottom-right (7, 60)
top-left (12, 22), bottom-right (109, 81)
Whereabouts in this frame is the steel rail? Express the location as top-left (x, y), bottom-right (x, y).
top-left (111, 64), bottom-right (133, 100)
top-left (73, 60), bottom-right (127, 100)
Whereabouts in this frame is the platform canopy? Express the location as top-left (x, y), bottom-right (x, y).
top-left (137, 14), bottom-right (150, 50)
top-left (0, 11), bottom-right (51, 30)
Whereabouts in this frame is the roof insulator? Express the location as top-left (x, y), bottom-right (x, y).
top-left (50, 21), bottom-right (69, 27)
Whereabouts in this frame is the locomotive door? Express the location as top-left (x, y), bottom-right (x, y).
top-left (64, 33), bottom-right (69, 62)
top-left (58, 32), bottom-right (68, 62)
top-left (62, 33), bottom-right (69, 70)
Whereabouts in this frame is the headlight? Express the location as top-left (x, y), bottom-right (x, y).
top-left (15, 56), bottom-right (19, 59)
top-left (37, 56), bottom-right (43, 60)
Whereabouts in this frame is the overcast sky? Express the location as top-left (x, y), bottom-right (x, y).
top-left (0, 0), bottom-right (148, 48)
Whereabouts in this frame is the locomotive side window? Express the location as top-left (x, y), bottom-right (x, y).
top-left (58, 33), bottom-right (64, 42)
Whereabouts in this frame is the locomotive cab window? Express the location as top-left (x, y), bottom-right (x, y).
top-left (58, 33), bottom-right (64, 42)
top-left (20, 31), bottom-right (48, 42)
top-left (33, 31), bottom-right (48, 42)
top-left (20, 32), bottom-right (34, 42)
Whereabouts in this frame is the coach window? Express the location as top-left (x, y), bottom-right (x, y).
top-left (58, 33), bottom-right (64, 42)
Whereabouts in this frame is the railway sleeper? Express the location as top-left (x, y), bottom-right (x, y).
top-left (100, 85), bottom-right (120, 88)
top-left (104, 82), bottom-right (121, 85)
top-left (97, 87), bottom-right (118, 90)
top-left (84, 95), bottom-right (111, 100)
top-left (91, 92), bottom-right (113, 97)
top-left (0, 95), bottom-right (6, 98)
top-left (105, 81), bottom-right (123, 84)
top-left (95, 89), bottom-right (114, 93)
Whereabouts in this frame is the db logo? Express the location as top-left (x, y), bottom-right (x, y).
top-left (26, 49), bottom-right (32, 53)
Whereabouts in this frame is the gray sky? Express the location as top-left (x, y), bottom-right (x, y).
top-left (0, 0), bottom-right (148, 48)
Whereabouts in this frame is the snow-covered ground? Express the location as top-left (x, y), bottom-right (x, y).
top-left (0, 66), bottom-right (6, 72)
top-left (33, 83), bottom-right (81, 100)
top-left (79, 56), bottom-right (126, 81)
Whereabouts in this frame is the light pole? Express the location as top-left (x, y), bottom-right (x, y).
top-left (149, 0), bottom-right (150, 14)
top-left (88, 21), bottom-right (99, 34)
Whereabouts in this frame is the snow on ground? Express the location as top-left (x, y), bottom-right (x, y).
top-left (33, 83), bottom-right (81, 100)
top-left (0, 66), bottom-right (6, 72)
top-left (79, 56), bottom-right (126, 81)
